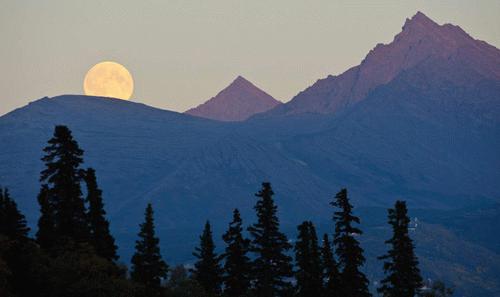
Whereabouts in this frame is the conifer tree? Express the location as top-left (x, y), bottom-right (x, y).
top-left (131, 203), bottom-right (168, 295)
top-left (36, 184), bottom-right (56, 250)
top-left (84, 168), bottom-right (118, 261)
top-left (0, 188), bottom-right (30, 240)
top-left (248, 182), bottom-right (293, 297)
top-left (294, 221), bottom-right (323, 297)
top-left (321, 234), bottom-right (340, 297)
top-left (221, 209), bottom-right (251, 297)
top-left (193, 220), bottom-right (223, 297)
top-left (0, 188), bottom-right (41, 297)
top-left (166, 265), bottom-right (207, 297)
top-left (378, 200), bottom-right (422, 297)
top-left (40, 125), bottom-right (89, 243)
top-left (331, 188), bottom-right (370, 297)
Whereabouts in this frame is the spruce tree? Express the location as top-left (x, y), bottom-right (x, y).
top-left (331, 188), bottom-right (370, 297)
top-left (221, 209), bottom-right (251, 297)
top-left (321, 234), bottom-right (340, 297)
top-left (0, 188), bottom-right (30, 240)
top-left (192, 220), bottom-right (223, 297)
top-left (84, 168), bottom-right (118, 261)
top-left (294, 221), bottom-right (323, 297)
top-left (248, 182), bottom-right (293, 297)
top-left (131, 203), bottom-right (168, 295)
top-left (40, 125), bottom-right (89, 243)
top-left (0, 188), bottom-right (41, 297)
top-left (166, 265), bottom-right (206, 297)
top-left (36, 184), bottom-right (56, 250)
top-left (378, 200), bottom-right (422, 297)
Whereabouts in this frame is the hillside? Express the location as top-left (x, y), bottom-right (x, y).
top-left (0, 92), bottom-right (499, 295)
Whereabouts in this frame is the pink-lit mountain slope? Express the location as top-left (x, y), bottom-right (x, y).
top-left (262, 11), bottom-right (500, 117)
top-left (185, 76), bottom-right (281, 121)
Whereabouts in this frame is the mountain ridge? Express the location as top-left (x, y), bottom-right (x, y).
top-left (258, 11), bottom-right (500, 118)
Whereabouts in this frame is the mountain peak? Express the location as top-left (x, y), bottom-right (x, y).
top-left (185, 76), bottom-right (281, 121)
top-left (403, 11), bottom-right (438, 31)
top-left (233, 75), bottom-right (249, 83)
top-left (399, 11), bottom-right (466, 45)
top-left (260, 12), bottom-right (500, 118)
top-left (227, 75), bottom-right (255, 90)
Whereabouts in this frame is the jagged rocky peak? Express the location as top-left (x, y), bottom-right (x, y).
top-left (260, 11), bottom-right (500, 117)
top-left (394, 11), bottom-right (473, 49)
top-left (364, 11), bottom-right (500, 80)
top-left (403, 11), bottom-right (440, 31)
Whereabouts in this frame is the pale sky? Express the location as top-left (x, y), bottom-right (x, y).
top-left (1, 0), bottom-right (499, 116)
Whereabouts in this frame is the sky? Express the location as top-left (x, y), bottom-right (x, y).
top-left (1, 0), bottom-right (499, 116)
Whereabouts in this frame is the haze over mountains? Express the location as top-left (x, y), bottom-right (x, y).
top-left (1, 12), bottom-right (499, 296)
top-left (185, 76), bottom-right (281, 121)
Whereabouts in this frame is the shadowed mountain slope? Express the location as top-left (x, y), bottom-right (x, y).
top-left (1, 85), bottom-right (499, 295)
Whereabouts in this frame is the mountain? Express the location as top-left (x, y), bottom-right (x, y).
top-left (261, 11), bottom-right (500, 117)
top-left (1, 92), bottom-right (499, 295)
top-left (1, 12), bottom-right (500, 296)
top-left (185, 76), bottom-right (281, 121)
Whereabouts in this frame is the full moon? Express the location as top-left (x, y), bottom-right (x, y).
top-left (83, 61), bottom-right (134, 100)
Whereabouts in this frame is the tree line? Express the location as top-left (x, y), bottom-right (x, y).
top-left (0, 125), bottom-right (453, 297)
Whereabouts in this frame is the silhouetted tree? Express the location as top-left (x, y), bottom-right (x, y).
top-left (378, 200), bottom-right (422, 297)
top-left (331, 189), bottom-right (370, 297)
top-left (40, 125), bottom-right (89, 243)
top-left (84, 168), bottom-right (118, 261)
top-left (0, 190), bottom-right (45, 297)
top-left (294, 221), bottom-right (322, 297)
top-left (44, 244), bottom-right (135, 297)
top-left (192, 220), bottom-right (223, 297)
top-left (248, 182), bottom-right (293, 297)
top-left (36, 184), bottom-right (56, 250)
top-left (0, 241), bottom-right (12, 297)
top-left (321, 234), bottom-right (340, 297)
top-left (221, 209), bottom-right (251, 297)
top-left (166, 265), bottom-right (207, 297)
top-left (131, 203), bottom-right (168, 296)
top-left (0, 188), bottom-right (30, 240)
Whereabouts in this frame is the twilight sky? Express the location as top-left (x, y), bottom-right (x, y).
top-left (1, 0), bottom-right (499, 116)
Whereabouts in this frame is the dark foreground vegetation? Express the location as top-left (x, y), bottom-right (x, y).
top-left (0, 125), bottom-right (453, 297)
